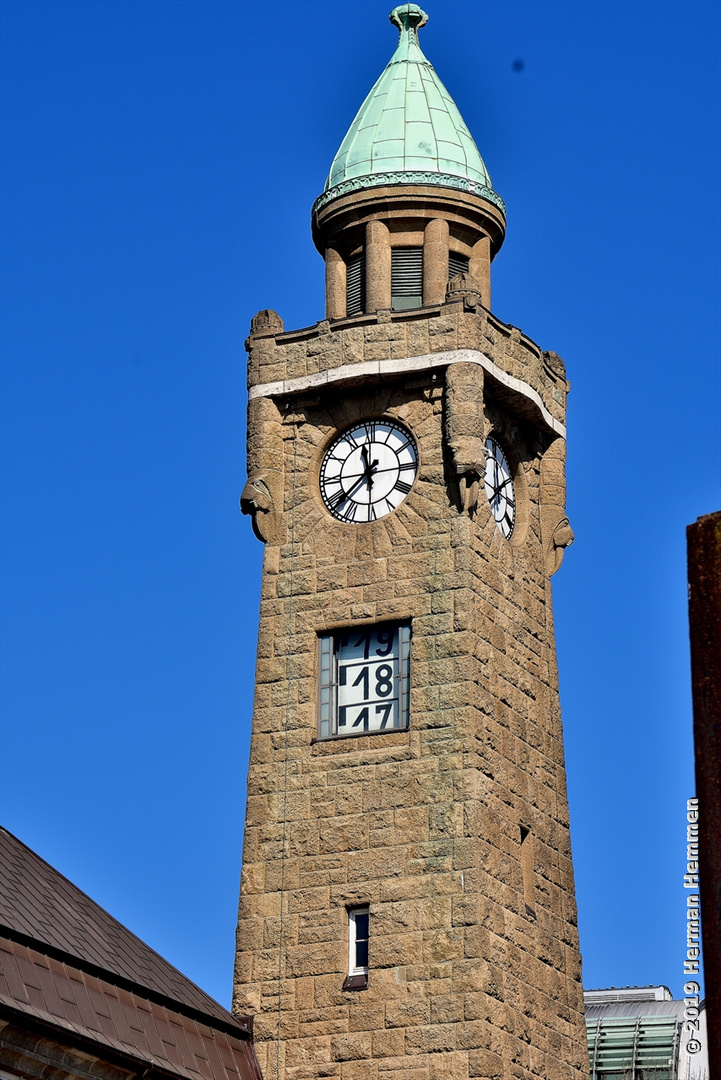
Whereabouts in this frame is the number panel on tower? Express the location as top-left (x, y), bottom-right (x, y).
top-left (318, 623), bottom-right (411, 739)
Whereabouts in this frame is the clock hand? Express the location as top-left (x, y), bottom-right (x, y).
top-left (336, 445), bottom-right (393, 504)
top-left (355, 444), bottom-right (378, 488)
top-left (343, 472), bottom-right (371, 501)
top-left (345, 455), bottom-right (382, 500)
top-left (334, 460), bottom-right (380, 493)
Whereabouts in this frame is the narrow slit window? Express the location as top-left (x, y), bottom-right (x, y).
top-left (448, 251), bottom-right (470, 280)
top-left (346, 252), bottom-right (365, 316)
top-left (342, 906), bottom-right (369, 991)
top-left (391, 247), bottom-right (423, 310)
top-left (520, 826), bottom-right (536, 918)
top-left (349, 906), bottom-right (369, 975)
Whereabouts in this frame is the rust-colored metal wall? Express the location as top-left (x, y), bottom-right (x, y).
top-left (687, 510), bottom-right (721, 1080)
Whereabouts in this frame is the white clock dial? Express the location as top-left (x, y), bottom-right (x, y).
top-left (320, 420), bottom-right (418, 522)
top-left (484, 436), bottom-right (516, 538)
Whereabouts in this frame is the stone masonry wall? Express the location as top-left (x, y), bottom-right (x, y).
top-left (233, 302), bottom-right (588, 1080)
top-left (245, 300), bottom-right (568, 434)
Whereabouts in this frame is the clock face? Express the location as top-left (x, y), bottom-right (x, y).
top-left (484, 436), bottom-right (516, 538)
top-left (320, 420), bottom-right (418, 522)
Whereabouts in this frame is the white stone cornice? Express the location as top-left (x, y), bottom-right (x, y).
top-left (248, 348), bottom-right (566, 439)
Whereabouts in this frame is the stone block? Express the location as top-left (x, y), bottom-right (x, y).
top-left (403, 1023), bottom-right (457, 1054)
top-left (286, 942), bottom-right (341, 978)
top-left (339, 1063), bottom-right (378, 1080)
top-left (430, 993), bottom-right (464, 1025)
top-left (371, 1028), bottom-right (405, 1058)
top-left (331, 1033), bottom-right (373, 1061)
top-left (385, 998), bottom-right (430, 1029)
top-left (468, 1048), bottom-right (503, 1078)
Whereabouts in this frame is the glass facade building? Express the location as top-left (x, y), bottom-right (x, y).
top-left (585, 987), bottom-right (708, 1080)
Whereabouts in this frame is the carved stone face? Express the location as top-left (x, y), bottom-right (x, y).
top-left (240, 476), bottom-right (271, 515)
top-left (239, 473), bottom-right (282, 544)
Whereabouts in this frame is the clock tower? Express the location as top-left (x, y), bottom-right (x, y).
top-left (233, 6), bottom-right (588, 1079)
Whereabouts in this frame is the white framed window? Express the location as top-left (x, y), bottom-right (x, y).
top-left (348, 906), bottom-right (369, 976)
top-left (318, 622), bottom-right (411, 739)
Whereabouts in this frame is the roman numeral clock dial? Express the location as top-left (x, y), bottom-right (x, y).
top-left (319, 420), bottom-right (419, 522)
top-left (484, 436), bottom-right (516, 539)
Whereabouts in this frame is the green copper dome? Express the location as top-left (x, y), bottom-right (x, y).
top-left (314, 3), bottom-right (505, 215)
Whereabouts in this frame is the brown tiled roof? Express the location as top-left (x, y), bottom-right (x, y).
top-left (0, 939), bottom-right (261, 1080)
top-left (0, 827), bottom-right (232, 1024)
top-left (0, 829), bottom-right (261, 1080)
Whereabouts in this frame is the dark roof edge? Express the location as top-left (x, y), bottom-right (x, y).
top-left (0, 999), bottom-right (168, 1080)
top-left (0, 923), bottom-right (252, 1042)
top-left (0, 1000), bottom-right (258, 1080)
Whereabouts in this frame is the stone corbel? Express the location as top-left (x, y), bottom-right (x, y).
top-left (547, 515), bottom-right (575, 576)
top-left (540, 437), bottom-right (574, 575)
top-left (443, 361), bottom-right (487, 515)
top-left (240, 471), bottom-right (283, 544)
top-left (241, 396), bottom-right (285, 544)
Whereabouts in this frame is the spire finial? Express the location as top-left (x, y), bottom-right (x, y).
top-left (389, 3), bottom-right (428, 33)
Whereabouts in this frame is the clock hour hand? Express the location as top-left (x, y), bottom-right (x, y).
top-left (360, 443), bottom-right (379, 489)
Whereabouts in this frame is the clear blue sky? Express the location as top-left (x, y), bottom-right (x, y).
top-left (1, 0), bottom-right (719, 1007)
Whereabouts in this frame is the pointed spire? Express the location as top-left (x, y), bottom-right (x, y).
top-left (314, 4), bottom-right (504, 215)
top-left (387, 3), bottom-right (429, 63)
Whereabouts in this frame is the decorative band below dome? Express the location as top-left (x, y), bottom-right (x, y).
top-left (313, 172), bottom-right (507, 219)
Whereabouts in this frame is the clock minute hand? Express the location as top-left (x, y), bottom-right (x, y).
top-left (343, 471), bottom-right (372, 502)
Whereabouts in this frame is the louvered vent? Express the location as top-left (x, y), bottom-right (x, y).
top-left (449, 252), bottom-right (470, 280)
top-left (346, 253), bottom-right (365, 316)
top-left (586, 1015), bottom-right (681, 1080)
top-left (391, 248), bottom-right (423, 310)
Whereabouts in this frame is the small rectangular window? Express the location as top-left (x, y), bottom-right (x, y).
top-left (391, 247), bottom-right (423, 310)
top-left (318, 622), bottom-right (411, 739)
top-left (348, 906), bottom-right (369, 975)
